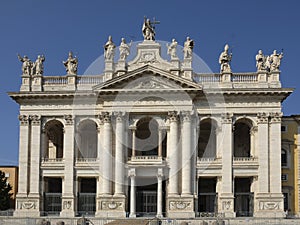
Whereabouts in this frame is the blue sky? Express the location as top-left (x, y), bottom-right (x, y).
top-left (0, 0), bottom-right (299, 165)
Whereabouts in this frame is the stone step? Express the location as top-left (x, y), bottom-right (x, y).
top-left (104, 219), bottom-right (149, 225)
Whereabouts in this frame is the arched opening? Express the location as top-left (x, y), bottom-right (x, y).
top-left (43, 120), bottom-right (64, 160)
top-left (76, 120), bottom-right (98, 159)
top-left (234, 120), bottom-right (251, 157)
top-left (198, 119), bottom-right (217, 158)
top-left (135, 117), bottom-right (159, 156)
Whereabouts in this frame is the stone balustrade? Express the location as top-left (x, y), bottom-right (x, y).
top-left (20, 71), bottom-right (281, 92)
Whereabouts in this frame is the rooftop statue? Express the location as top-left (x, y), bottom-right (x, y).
top-left (255, 50), bottom-right (267, 71)
top-left (183, 37), bottom-right (194, 60)
top-left (119, 38), bottom-right (131, 61)
top-left (268, 49), bottom-right (283, 72)
top-left (219, 44), bottom-right (232, 73)
top-left (142, 17), bottom-right (159, 41)
top-left (167, 39), bottom-right (178, 60)
top-left (33, 55), bottom-right (45, 75)
top-left (63, 51), bottom-right (78, 75)
top-left (17, 54), bottom-right (33, 76)
top-left (104, 35), bottom-right (116, 61)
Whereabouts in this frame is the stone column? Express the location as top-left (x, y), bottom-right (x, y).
top-left (14, 115), bottom-right (30, 217)
top-left (114, 112), bottom-right (125, 196)
top-left (101, 112), bottom-right (112, 195)
top-left (129, 169), bottom-right (136, 217)
top-left (61, 115), bottom-right (75, 217)
top-left (131, 126), bottom-right (136, 157)
top-left (219, 113), bottom-right (234, 217)
top-left (181, 111), bottom-right (192, 195)
top-left (157, 168), bottom-right (163, 218)
top-left (167, 111), bottom-right (179, 195)
top-left (158, 128), bottom-right (163, 157)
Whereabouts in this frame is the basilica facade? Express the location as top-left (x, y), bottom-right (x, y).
top-left (9, 22), bottom-right (293, 219)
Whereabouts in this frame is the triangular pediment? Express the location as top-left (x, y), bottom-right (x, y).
top-left (93, 65), bottom-right (202, 92)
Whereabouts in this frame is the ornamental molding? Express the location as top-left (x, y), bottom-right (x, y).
top-left (101, 201), bottom-right (123, 210)
top-left (63, 200), bottom-right (72, 209)
top-left (19, 200), bottom-right (37, 210)
top-left (138, 51), bottom-right (158, 64)
top-left (222, 200), bottom-right (232, 211)
top-left (169, 201), bottom-right (192, 210)
top-left (259, 201), bottom-right (280, 210)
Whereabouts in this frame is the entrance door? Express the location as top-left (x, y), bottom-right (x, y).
top-left (234, 178), bottom-right (253, 217)
top-left (136, 190), bottom-right (157, 216)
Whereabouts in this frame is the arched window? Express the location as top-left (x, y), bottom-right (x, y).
top-left (44, 120), bottom-right (64, 159)
top-left (135, 117), bottom-right (159, 156)
top-left (234, 120), bottom-right (251, 157)
top-left (281, 149), bottom-right (288, 167)
top-left (198, 119), bottom-right (217, 158)
top-left (76, 120), bottom-right (98, 159)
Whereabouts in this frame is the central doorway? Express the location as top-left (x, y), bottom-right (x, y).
top-left (131, 178), bottom-right (165, 217)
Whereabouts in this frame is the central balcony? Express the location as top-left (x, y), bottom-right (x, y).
top-left (128, 155), bottom-right (165, 165)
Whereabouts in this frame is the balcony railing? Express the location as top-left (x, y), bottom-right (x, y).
top-left (42, 158), bottom-right (63, 163)
top-left (76, 158), bottom-right (98, 162)
top-left (233, 157), bottom-right (258, 162)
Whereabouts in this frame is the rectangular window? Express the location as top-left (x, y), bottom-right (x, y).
top-left (281, 174), bottom-right (288, 181)
top-left (5, 173), bottom-right (9, 178)
top-left (281, 125), bottom-right (287, 132)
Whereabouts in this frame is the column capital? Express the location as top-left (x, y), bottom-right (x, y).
top-left (168, 111), bottom-right (179, 122)
top-left (157, 168), bottom-right (164, 179)
top-left (270, 112), bottom-right (283, 123)
top-left (128, 168), bottom-right (136, 178)
top-left (181, 111), bottom-right (192, 122)
top-left (18, 115), bottom-right (29, 126)
top-left (64, 114), bottom-right (74, 125)
top-left (221, 113), bottom-right (233, 124)
top-left (99, 112), bottom-right (111, 123)
top-left (257, 112), bottom-right (269, 124)
top-left (129, 125), bottom-right (137, 131)
top-left (113, 111), bottom-right (126, 122)
top-left (30, 115), bottom-right (41, 126)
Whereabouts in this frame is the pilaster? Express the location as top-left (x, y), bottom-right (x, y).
top-left (218, 113), bottom-right (235, 217)
top-left (14, 115), bottom-right (31, 217)
top-left (60, 114), bottom-right (75, 217)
